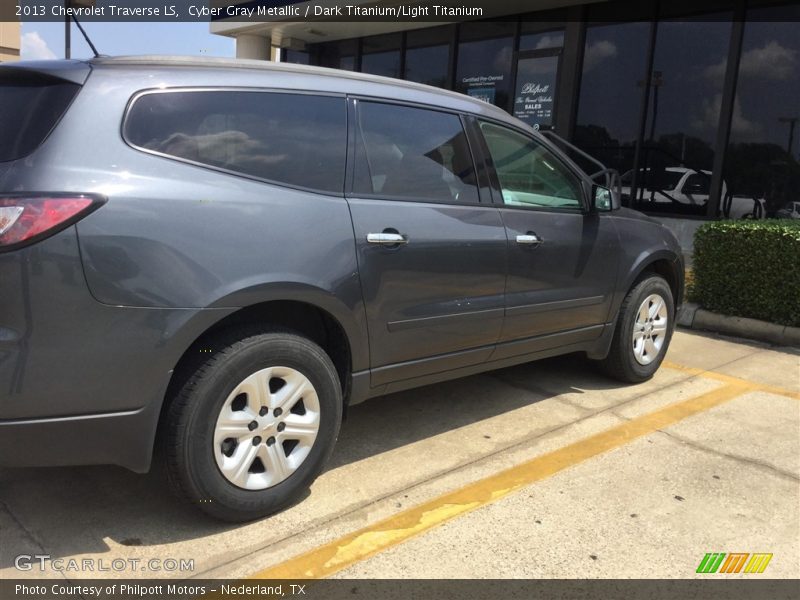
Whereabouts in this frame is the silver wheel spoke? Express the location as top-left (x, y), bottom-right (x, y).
top-left (223, 442), bottom-right (259, 488)
top-left (237, 371), bottom-right (271, 413)
top-left (644, 337), bottom-right (658, 359)
top-left (652, 321), bottom-right (668, 335)
top-left (214, 414), bottom-right (253, 443)
top-left (634, 337), bottom-right (646, 361)
top-left (271, 370), bottom-right (313, 411)
top-left (281, 414), bottom-right (320, 443)
top-left (648, 297), bottom-right (664, 320)
top-left (258, 442), bottom-right (291, 481)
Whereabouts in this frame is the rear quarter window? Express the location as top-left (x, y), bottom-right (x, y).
top-left (124, 90), bottom-right (347, 194)
top-left (0, 72), bottom-right (80, 162)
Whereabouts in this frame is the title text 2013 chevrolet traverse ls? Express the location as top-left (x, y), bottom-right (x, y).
top-left (0, 57), bottom-right (683, 520)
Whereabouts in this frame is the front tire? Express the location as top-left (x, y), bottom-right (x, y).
top-left (597, 275), bottom-right (675, 383)
top-left (164, 329), bottom-right (342, 522)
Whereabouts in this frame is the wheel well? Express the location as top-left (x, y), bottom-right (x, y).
top-left (161, 300), bottom-right (352, 424)
top-left (641, 259), bottom-right (682, 304)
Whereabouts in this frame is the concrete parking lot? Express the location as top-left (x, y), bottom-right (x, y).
top-left (1, 330), bottom-right (798, 580)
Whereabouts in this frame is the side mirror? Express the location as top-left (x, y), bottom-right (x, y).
top-left (592, 184), bottom-right (619, 212)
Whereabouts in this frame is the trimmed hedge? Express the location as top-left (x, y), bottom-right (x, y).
top-left (690, 220), bottom-right (800, 327)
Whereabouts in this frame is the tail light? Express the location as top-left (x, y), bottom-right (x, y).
top-left (0, 194), bottom-right (105, 252)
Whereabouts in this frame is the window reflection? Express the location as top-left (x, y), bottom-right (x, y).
top-left (519, 30), bottom-right (564, 51)
top-left (634, 16), bottom-right (732, 216)
top-left (282, 50), bottom-right (309, 65)
top-left (481, 122), bottom-right (582, 209)
top-left (353, 102), bottom-right (479, 203)
top-left (574, 22), bottom-right (650, 184)
top-left (361, 34), bottom-right (401, 78)
top-left (725, 5), bottom-right (800, 219)
top-left (313, 40), bottom-right (357, 71)
top-left (405, 27), bottom-right (452, 89)
top-left (455, 22), bottom-right (515, 110)
top-left (125, 92), bottom-right (346, 193)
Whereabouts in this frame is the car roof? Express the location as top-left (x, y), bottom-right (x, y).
top-left (89, 55), bottom-right (518, 124)
top-left (665, 167), bottom-right (712, 175)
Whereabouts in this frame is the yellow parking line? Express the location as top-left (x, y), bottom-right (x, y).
top-left (662, 360), bottom-right (800, 400)
top-left (252, 383), bottom-right (748, 580)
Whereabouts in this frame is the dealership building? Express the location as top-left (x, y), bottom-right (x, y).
top-left (0, 21), bottom-right (20, 62)
top-left (212, 0), bottom-right (800, 228)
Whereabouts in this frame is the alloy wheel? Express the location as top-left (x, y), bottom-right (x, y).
top-left (631, 293), bottom-right (669, 366)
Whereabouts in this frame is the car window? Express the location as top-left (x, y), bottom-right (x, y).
top-left (0, 72), bottom-right (80, 162)
top-left (479, 121), bottom-right (582, 209)
top-left (125, 91), bottom-right (346, 194)
top-left (353, 101), bottom-right (479, 203)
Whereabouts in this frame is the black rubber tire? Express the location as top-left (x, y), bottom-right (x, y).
top-left (597, 275), bottom-right (675, 383)
top-left (163, 329), bottom-right (342, 522)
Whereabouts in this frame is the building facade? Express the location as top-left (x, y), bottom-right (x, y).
top-left (212, 0), bottom-right (800, 221)
top-left (0, 21), bottom-right (21, 62)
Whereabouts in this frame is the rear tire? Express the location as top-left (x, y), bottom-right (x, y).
top-left (164, 329), bottom-right (342, 522)
top-left (597, 275), bottom-right (675, 383)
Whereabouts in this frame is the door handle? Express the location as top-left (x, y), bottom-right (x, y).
top-left (367, 232), bottom-right (408, 245)
top-left (516, 233), bottom-right (542, 246)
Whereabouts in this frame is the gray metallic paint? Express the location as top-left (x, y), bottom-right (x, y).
top-left (0, 58), bottom-right (683, 473)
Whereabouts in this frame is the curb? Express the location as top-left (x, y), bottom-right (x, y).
top-left (677, 303), bottom-right (800, 347)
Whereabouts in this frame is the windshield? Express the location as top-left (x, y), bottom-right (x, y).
top-left (0, 72), bottom-right (80, 162)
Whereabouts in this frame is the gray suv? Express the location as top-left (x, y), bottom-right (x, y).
top-left (0, 56), bottom-right (683, 521)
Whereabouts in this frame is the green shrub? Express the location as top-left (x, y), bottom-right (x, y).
top-left (690, 220), bottom-right (800, 327)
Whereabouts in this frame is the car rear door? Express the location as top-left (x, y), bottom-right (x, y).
top-left (346, 99), bottom-right (507, 386)
top-left (472, 118), bottom-right (620, 360)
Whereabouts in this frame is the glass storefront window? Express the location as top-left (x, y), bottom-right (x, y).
top-left (361, 33), bottom-right (401, 78)
top-left (519, 30), bottom-right (564, 51)
top-left (635, 15), bottom-right (732, 216)
top-left (725, 4), bottom-right (800, 218)
top-left (574, 22), bottom-right (651, 182)
top-left (455, 22), bottom-right (515, 110)
top-left (313, 39), bottom-right (357, 71)
top-left (404, 26), bottom-right (453, 89)
top-left (282, 50), bottom-right (309, 65)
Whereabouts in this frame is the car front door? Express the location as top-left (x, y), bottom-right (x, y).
top-left (474, 119), bottom-right (620, 360)
top-left (346, 100), bottom-right (507, 386)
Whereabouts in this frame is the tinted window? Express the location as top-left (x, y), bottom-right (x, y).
top-left (574, 22), bottom-right (651, 184)
top-left (455, 23), bottom-right (515, 110)
top-left (480, 121), bottom-right (582, 209)
top-left (725, 5), bottom-right (800, 216)
top-left (636, 15), bottom-right (732, 216)
top-left (311, 39), bottom-right (357, 71)
top-left (361, 34), bottom-right (401, 78)
top-left (353, 102), bottom-right (479, 203)
top-left (0, 73), bottom-right (80, 162)
top-left (125, 91), bottom-right (346, 193)
top-left (405, 26), bottom-right (453, 89)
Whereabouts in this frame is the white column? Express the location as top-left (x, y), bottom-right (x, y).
top-left (236, 34), bottom-right (270, 60)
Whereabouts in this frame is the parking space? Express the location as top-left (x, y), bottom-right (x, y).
top-left (1, 330), bottom-right (797, 580)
